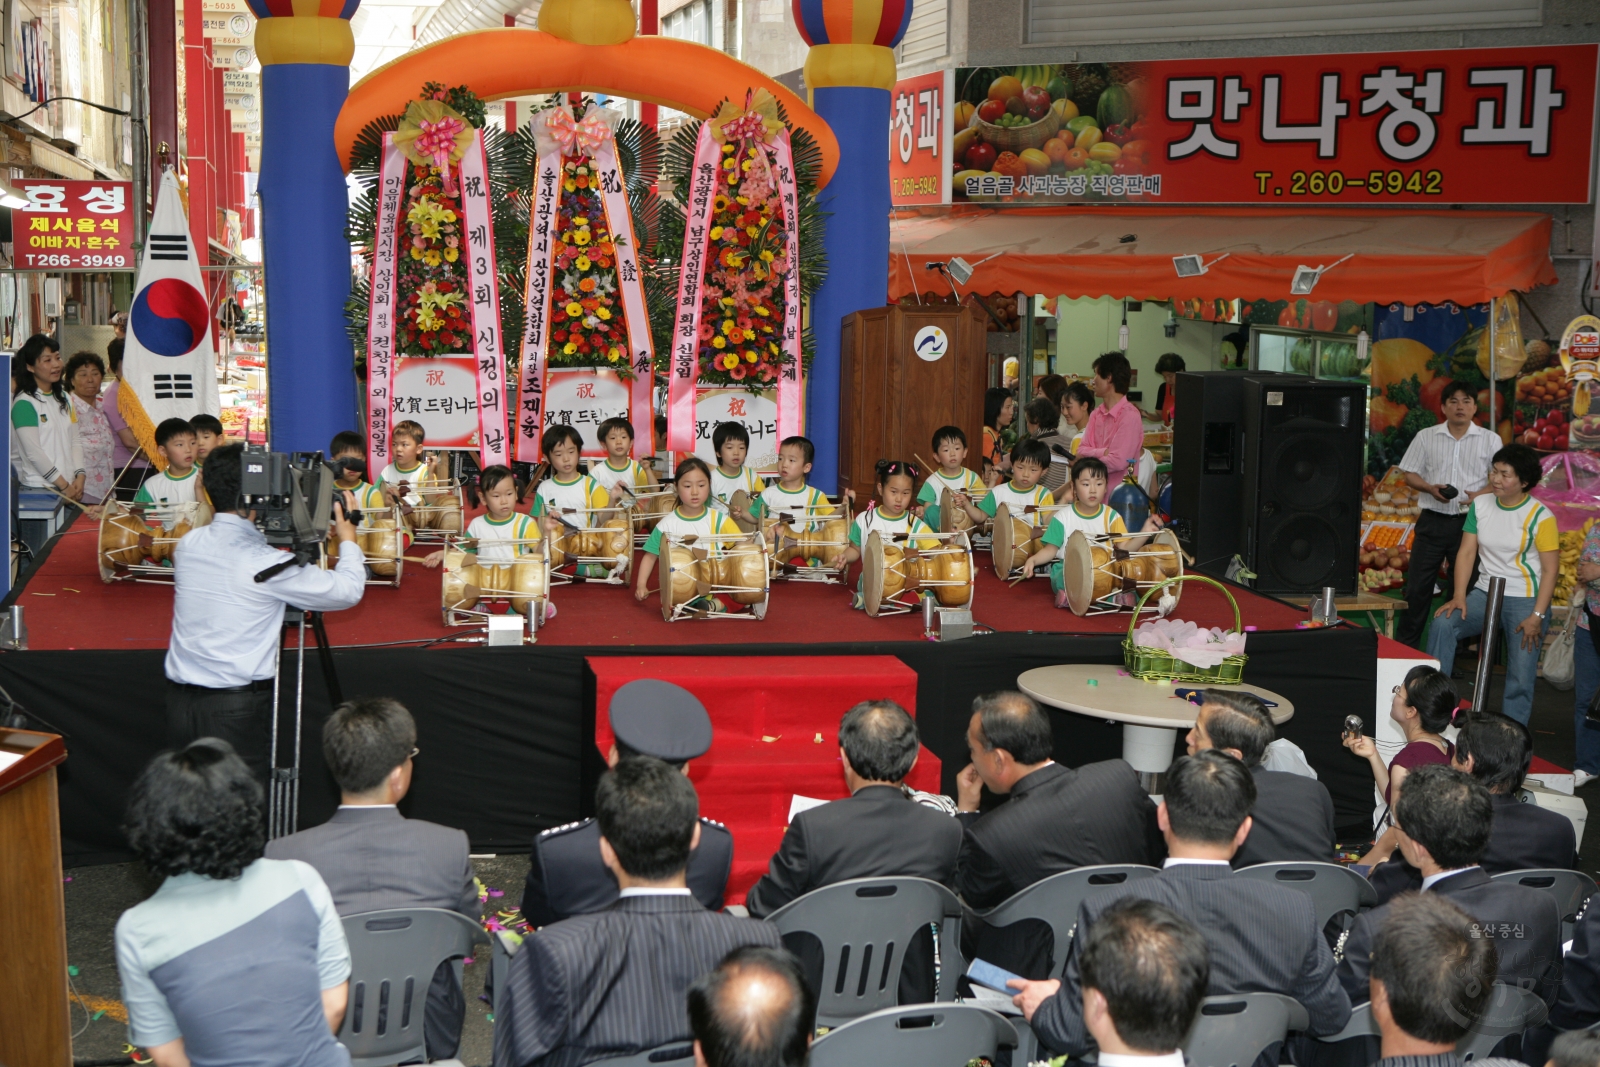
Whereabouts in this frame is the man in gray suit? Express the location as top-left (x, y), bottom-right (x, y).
top-left (265, 697), bottom-right (477, 1059)
top-left (494, 757), bottom-right (781, 1067)
top-left (1365, 893), bottom-right (1523, 1067)
top-left (1010, 750), bottom-right (1351, 1066)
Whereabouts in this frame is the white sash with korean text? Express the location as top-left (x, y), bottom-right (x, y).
top-left (515, 148), bottom-right (561, 462)
top-left (458, 131), bottom-right (509, 467)
top-left (366, 134), bottom-right (404, 475)
top-left (772, 130), bottom-right (803, 439)
top-left (593, 125), bottom-right (656, 459)
top-left (667, 123), bottom-right (720, 451)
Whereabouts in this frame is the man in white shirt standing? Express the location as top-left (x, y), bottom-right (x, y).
top-left (165, 443), bottom-right (367, 784)
top-left (1072, 896), bottom-right (1211, 1067)
top-left (1395, 383), bottom-right (1500, 649)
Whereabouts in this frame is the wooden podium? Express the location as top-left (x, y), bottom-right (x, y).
top-left (837, 304), bottom-right (988, 500)
top-left (0, 728), bottom-right (70, 1067)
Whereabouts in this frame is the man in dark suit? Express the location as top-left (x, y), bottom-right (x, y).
top-left (954, 690), bottom-right (1163, 977)
top-left (1185, 689), bottom-right (1336, 867)
top-left (523, 679), bottom-right (733, 927)
top-left (1540, 899), bottom-right (1600, 1052)
top-left (1010, 750), bottom-right (1351, 1066)
top-left (1365, 893), bottom-right (1524, 1067)
top-left (1368, 714), bottom-right (1578, 902)
top-left (747, 699), bottom-right (961, 913)
top-left (1336, 764), bottom-right (1562, 1008)
top-left (745, 700), bottom-right (962, 1002)
top-left (688, 946), bottom-right (815, 1067)
top-left (1075, 897), bottom-right (1211, 1067)
top-left (494, 757), bottom-right (781, 1067)
top-left (955, 691), bottom-right (1163, 909)
top-left (264, 697), bottom-right (477, 1060)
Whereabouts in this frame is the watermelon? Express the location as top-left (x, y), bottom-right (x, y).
top-left (1097, 84), bottom-right (1136, 129)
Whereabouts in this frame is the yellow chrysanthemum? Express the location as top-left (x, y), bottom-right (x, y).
top-left (564, 342), bottom-right (578, 355)
top-left (754, 306), bottom-right (770, 317)
top-left (746, 225), bottom-right (759, 237)
top-left (409, 247), bottom-right (423, 260)
top-left (573, 217), bottom-right (589, 226)
top-left (723, 158), bottom-right (736, 171)
top-left (760, 249), bottom-right (775, 263)
top-left (596, 307), bottom-right (611, 320)
top-left (423, 251), bottom-right (441, 266)
top-left (711, 336), bottom-right (726, 349)
top-left (576, 255), bottom-right (591, 270)
top-left (721, 297), bottom-right (736, 307)
top-left (573, 230), bottom-right (591, 246)
top-left (566, 302), bottom-right (583, 317)
top-left (768, 342), bottom-right (780, 354)
top-left (710, 226), bottom-right (724, 240)
top-left (444, 248), bottom-right (459, 262)
top-left (723, 354), bottom-right (739, 370)
top-left (736, 196), bottom-right (749, 205)
top-left (745, 351), bottom-right (757, 363)
top-left (741, 160), bottom-right (752, 172)
top-left (721, 144), bottom-right (734, 155)
top-left (721, 320), bottom-right (736, 335)
top-left (608, 348), bottom-right (621, 362)
top-left (564, 180), bottom-right (576, 192)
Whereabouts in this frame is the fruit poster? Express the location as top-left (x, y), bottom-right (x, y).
top-left (901, 44), bottom-right (1598, 207)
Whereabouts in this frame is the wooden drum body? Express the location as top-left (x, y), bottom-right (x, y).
top-left (1062, 528), bottom-right (1184, 616)
top-left (861, 530), bottom-right (974, 617)
top-left (548, 509), bottom-right (631, 582)
top-left (358, 506), bottom-right (406, 585)
top-left (658, 532), bottom-right (769, 622)
top-left (441, 538), bottom-right (551, 626)
top-left (990, 503), bottom-right (1056, 580)
top-left (624, 475), bottom-right (677, 547)
top-left (98, 500), bottom-right (213, 582)
top-left (768, 498), bottom-right (851, 582)
top-left (405, 481), bottom-right (465, 538)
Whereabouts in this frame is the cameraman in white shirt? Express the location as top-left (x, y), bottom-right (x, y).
top-left (165, 443), bottom-right (367, 783)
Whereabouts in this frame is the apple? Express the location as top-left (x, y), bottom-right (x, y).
top-left (1022, 86), bottom-right (1051, 113)
top-left (1027, 101), bottom-right (1050, 120)
top-left (1539, 433), bottom-right (1556, 450)
top-left (977, 99), bottom-right (1007, 124)
top-left (965, 141), bottom-right (998, 172)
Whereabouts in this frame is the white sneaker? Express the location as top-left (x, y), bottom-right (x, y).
top-left (1575, 770), bottom-right (1597, 788)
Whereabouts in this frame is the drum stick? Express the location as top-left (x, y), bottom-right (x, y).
top-left (39, 485), bottom-right (96, 513)
top-left (913, 453), bottom-right (936, 477)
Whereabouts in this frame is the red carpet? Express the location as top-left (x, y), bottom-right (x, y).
top-left (19, 515), bottom-right (1309, 650)
top-left (589, 656), bottom-right (940, 903)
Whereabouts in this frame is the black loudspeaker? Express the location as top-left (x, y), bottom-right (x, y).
top-left (1240, 376), bottom-right (1365, 595)
top-left (1170, 370), bottom-right (1274, 575)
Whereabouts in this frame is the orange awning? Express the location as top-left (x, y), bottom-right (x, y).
top-left (888, 205), bottom-right (1557, 306)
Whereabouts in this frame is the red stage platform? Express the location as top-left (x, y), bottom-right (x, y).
top-left (19, 516), bottom-right (1309, 650)
top-left (590, 656), bottom-right (941, 903)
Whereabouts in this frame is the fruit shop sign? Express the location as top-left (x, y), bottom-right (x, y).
top-left (895, 44), bottom-right (1598, 207)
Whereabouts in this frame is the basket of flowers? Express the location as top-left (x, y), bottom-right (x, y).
top-left (1121, 575), bottom-right (1248, 684)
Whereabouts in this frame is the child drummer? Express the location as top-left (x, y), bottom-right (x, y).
top-left (1023, 455), bottom-right (1162, 608)
top-left (709, 421), bottom-right (765, 515)
top-left (840, 460), bottom-right (939, 611)
top-left (634, 457), bottom-right (744, 606)
top-left (463, 464), bottom-right (550, 615)
top-left (134, 418), bottom-right (201, 529)
top-left (590, 416), bottom-right (655, 501)
top-left (917, 425), bottom-right (984, 529)
top-left (734, 435), bottom-right (835, 533)
top-left (958, 437), bottom-right (1056, 528)
top-left (330, 430), bottom-right (440, 570)
top-left (378, 419), bottom-right (448, 522)
top-left (531, 424), bottom-right (617, 578)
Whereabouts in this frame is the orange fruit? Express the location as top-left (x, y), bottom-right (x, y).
top-left (1043, 137), bottom-right (1070, 161)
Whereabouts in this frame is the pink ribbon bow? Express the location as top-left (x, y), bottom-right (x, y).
top-left (415, 115), bottom-right (467, 195)
top-left (540, 107), bottom-right (611, 159)
top-left (719, 111), bottom-right (768, 144)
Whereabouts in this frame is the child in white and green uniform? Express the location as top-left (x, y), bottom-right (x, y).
top-left (134, 418), bottom-right (201, 530)
top-left (635, 457), bottom-right (744, 613)
top-left (840, 461), bottom-right (938, 610)
top-left (917, 425), bottom-right (984, 529)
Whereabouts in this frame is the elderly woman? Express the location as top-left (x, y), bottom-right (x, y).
top-left (115, 740), bottom-right (352, 1067)
top-left (65, 351), bottom-right (115, 505)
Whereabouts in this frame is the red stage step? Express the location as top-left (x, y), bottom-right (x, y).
top-left (589, 655), bottom-right (941, 902)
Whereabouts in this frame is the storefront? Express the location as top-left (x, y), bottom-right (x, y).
top-left (886, 43), bottom-right (1596, 605)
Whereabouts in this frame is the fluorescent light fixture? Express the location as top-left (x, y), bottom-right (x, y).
top-left (1172, 252), bottom-right (1230, 278)
top-left (0, 181), bottom-right (28, 210)
top-left (947, 256), bottom-right (974, 285)
top-left (1289, 254), bottom-right (1354, 296)
top-left (1356, 329), bottom-right (1370, 363)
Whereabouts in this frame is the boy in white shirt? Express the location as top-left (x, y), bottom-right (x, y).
top-left (1024, 455), bottom-right (1159, 606)
top-left (134, 418), bottom-right (201, 529)
top-left (590, 416), bottom-right (653, 501)
top-left (917, 425), bottom-right (984, 529)
top-left (709, 421), bottom-right (765, 517)
top-left (738, 436), bottom-right (835, 533)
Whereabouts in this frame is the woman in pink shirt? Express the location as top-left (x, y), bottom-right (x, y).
top-left (1075, 351), bottom-right (1144, 486)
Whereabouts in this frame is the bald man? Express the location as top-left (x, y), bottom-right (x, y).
top-left (688, 947), bottom-right (814, 1067)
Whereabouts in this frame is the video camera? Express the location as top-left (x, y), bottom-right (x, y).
top-left (240, 447), bottom-right (358, 580)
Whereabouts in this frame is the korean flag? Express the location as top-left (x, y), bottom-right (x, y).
top-left (118, 168), bottom-right (220, 468)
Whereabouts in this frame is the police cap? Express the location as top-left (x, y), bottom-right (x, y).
top-left (609, 679), bottom-right (712, 763)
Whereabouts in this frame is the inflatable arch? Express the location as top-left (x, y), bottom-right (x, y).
top-left (334, 28), bottom-right (840, 186)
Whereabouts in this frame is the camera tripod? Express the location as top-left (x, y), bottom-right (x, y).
top-left (267, 607), bottom-right (343, 839)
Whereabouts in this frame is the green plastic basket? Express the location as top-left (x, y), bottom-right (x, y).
top-left (1121, 574), bottom-right (1248, 684)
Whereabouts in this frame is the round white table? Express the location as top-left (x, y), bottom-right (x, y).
top-left (1017, 664), bottom-right (1294, 793)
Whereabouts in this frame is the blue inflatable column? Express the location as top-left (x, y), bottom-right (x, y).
top-left (794, 5), bottom-right (910, 495)
top-left (253, 12), bottom-right (360, 453)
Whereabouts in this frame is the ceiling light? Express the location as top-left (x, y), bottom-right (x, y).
top-left (1172, 252), bottom-right (1230, 278)
top-left (1289, 254), bottom-right (1354, 296)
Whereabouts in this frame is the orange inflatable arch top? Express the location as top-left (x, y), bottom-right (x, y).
top-left (335, 28), bottom-right (839, 188)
